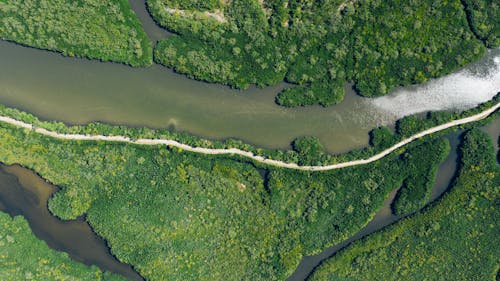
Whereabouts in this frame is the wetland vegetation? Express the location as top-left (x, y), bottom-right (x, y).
top-left (0, 100), bottom-right (497, 280)
top-left (308, 129), bottom-right (499, 281)
top-left (0, 0), bottom-right (152, 66)
top-left (0, 0), bottom-right (498, 280)
top-left (150, 0), bottom-right (495, 106)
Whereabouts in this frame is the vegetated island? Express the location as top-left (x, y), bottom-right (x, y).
top-left (149, 0), bottom-right (499, 106)
top-left (308, 128), bottom-right (499, 281)
top-left (1, 0), bottom-right (498, 106)
top-left (0, 0), bottom-right (152, 66)
top-left (0, 98), bottom-right (497, 280)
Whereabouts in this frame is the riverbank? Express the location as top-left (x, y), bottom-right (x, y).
top-left (1, 41), bottom-right (498, 153)
top-left (0, 165), bottom-right (143, 281)
top-left (0, 101), bottom-right (498, 171)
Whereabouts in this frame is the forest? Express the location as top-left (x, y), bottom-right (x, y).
top-left (0, 0), bottom-right (152, 66)
top-left (0, 0), bottom-right (496, 106)
top-left (462, 0), bottom-right (499, 47)
top-left (0, 211), bottom-right (124, 280)
top-left (0, 104), bottom-right (482, 280)
top-left (308, 129), bottom-right (499, 280)
top-left (150, 0), bottom-right (495, 106)
top-left (0, 94), bottom-right (497, 169)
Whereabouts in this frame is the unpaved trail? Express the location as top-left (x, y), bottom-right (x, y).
top-left (0, 102), bottom-right (498, 171)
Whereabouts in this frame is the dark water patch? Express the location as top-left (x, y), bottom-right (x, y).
top-left (429, 131), bottom-right (462, 202)
top-left (0, 164), bottom-right (143, 281)
top-left (128, 0), bottom-right (171, 43)
top-left (481, 116), bottom-right (500, 163)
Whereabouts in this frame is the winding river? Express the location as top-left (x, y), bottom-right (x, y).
top-left (0, 2), bottom-right (498, 280)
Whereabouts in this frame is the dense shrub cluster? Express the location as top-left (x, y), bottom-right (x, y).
top-left (0, 212), bottom-right (124, 280)
top-left (0, 108), bottom-right (456, 280)
top-left (463, 0), bottom-right (499, 47)
top-left (0, 0), bottom-right (152, 66)
top-left (308, 129), bottom-right (499, 280)
top-left (391, 138), bottom-right (450, 215)
top-left (150, 0), bottom-right (491, 106)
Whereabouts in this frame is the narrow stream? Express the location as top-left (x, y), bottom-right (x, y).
top-left (286, 131), bottom-right (464, 281)
top-left (127, 0), bottom-right (171, 43)
top-left (0, 165), bottom-right (143, 281)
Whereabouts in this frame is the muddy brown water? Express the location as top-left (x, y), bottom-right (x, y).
top-left (0, 2), bottom-right (498, 279)
top-left (0, 165), bottom-right (143, 281)
top-left (481, 117), bottom-right (500, 159)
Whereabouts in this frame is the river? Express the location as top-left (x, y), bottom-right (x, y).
top-left (0, 2), bottom-right (498, 280)
top-left (0, 41), bottom-right (497, 153)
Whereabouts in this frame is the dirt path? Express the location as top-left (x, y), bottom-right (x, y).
top-left (0, 102), bottom-right (498, 171)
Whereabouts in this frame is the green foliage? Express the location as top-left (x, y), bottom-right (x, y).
top-left (0, 107), bottom-right (454, 280)
top-left (369, 126), bottom-right (397, 149)
top-left (308, 129), bottom-right (499, 281)
top-left (275, 82), bottom-right (344, 107)
top-left (150, 0), bottom-right (487, 106)
top-left (463, 0), bottom-right (500, 47)
top-left (0, 0), bottom-right (152, 66)
top-left (164, 0), bottom-right (221, 10)
top-left (349, 0), bottom-right (485, 97)
top-left (391, 138), bottom-right (451, 215)
top-left (292, 136), bottom-right (327, 166)
top-left (0, 212), bottom-right (125, 280)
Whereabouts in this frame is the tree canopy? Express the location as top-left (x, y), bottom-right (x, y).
top-left (150, 0), bottom-right (492, 106)
top-left (308, 129), bottom-right (499, 280)
top-left (0, 0), bottom-right (152, 66)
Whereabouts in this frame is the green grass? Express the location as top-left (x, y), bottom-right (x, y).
top-left (0, 0), bottom-right (152, 66)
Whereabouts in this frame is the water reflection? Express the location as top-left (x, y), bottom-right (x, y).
top-left (369, 48), bottom-right (500, 119)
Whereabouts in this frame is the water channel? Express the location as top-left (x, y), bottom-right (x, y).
top-left (0, 2), bottom-right (498, 280)
top-left (0, 165), bottom-right (143, 281)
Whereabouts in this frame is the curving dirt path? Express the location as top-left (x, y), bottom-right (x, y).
top-left (0, 102), bottom-right (498, 171)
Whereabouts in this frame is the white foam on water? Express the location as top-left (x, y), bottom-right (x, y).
top-left (368, 49), bottom-right (500, 120)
